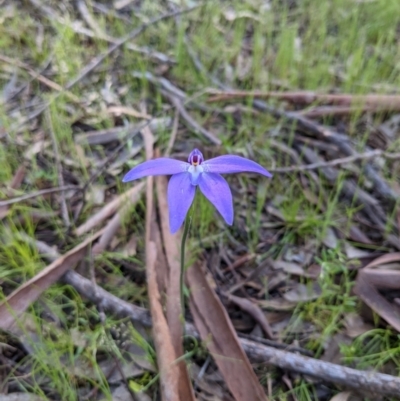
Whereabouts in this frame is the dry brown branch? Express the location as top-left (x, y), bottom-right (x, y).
top-left (207, 89), bottom-right (400, 109)
top-left (299, 105), bottom-right (377, 118)
top-left (21, 238), bottom-right (400, 398)
top-left (239, 337), bottom-right (400, 397)
top-left (90, 116), bottom-right (149, 254)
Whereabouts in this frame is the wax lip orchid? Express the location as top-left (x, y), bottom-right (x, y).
top-left (122, 149), bottom-right (272, 233)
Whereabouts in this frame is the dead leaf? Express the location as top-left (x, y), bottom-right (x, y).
top-left (188, 364), bottom-right (225, 400)
top-left (99, 384), bottom-right (131, 401)
top-left (321, 333), bottom-right (352, 365)
top-left (345, 243), bottom-right (372, 260)
top-left (156, 175), bottom-right (195, 400)
top-left (122, 234), bottom-right (137, 257)
top-left (142, 130), bottom-right (169, 294)
top-left (344, 313), bottom-right (374, 338)
top-left (354, 271), bottom-right (400, 332)
top-left (187, 261), bottom-right (268, 401)
top-left (364, 252), bottom-right (400, 270)
top-left (329, 391), bottom-right (362, 401)
top-left (224, 292), bottom-right (274, 339)
top-left (271, 260), bottom-right (307, 277)
top-left (322, 228), bottom-right (339, 249)
top-left (140, 101), bottom-right (195, 399)
top-left (144, 156), bottom-right (181, 400)
top-left (98, 359), bottom-right (144, 383)
top-left (348, 225), bottom-right (373, 245)
top-left (23, 139), bottom-right (48, 159)
top-left (0, 230), bottom-right (103, 330)
top-left (282, 283), bottom-right (321, 303)
top-left (360, 269), bottom-right (400, 290)
top-left (107, 105), bottom-right (151, 119)
top-left (85, 185), bottom-right (106, 205)
top-left (146, 237), bottom-right (179, 400)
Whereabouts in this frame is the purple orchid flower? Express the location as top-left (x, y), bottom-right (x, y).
top-left (122, 149), bottom-right (272, 233)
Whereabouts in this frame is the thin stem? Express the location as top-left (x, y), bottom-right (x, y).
top-left (180, 213), bottom-right (192, 324)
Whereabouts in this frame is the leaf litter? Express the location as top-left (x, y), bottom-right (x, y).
top-left (2, 0), bottom-right (400, 400)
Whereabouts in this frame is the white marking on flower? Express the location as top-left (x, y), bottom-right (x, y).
top-left (188, 164), bottom-right (204, 185)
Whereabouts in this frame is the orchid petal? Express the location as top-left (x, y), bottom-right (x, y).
top-left (198, 173), bottom-right (233, 225)
top-left (204, 155), bottom-right (272, 178)
top-left (167, 172), bottom-right (196, 233)
top-left (122, 158), bottom-right (189, 182)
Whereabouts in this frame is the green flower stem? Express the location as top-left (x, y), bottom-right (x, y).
top-left (180, 212), bottom-right (192, 325)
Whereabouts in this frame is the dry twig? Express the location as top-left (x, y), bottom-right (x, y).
top-left (207, 89), bottom-right (400, 110)
top-left (0, 185), bottom-right (80, 207)
top-left (270, 149), bottom-right (400, 173)
top-left (163, 91), bottom-right (221, 146)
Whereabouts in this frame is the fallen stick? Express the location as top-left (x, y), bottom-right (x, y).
top-left (270, 149), bottom-right (400, 173)
top-left (23, 237), bottom-right (400, 397)
top-left (63, 270), bottom-right (400, 398)
top-left (207, 89), bottom-right (400, 109)
top-left (22, 244), bottom-right (400, 396)
top-left (0, 185), bottom-right (80, 207)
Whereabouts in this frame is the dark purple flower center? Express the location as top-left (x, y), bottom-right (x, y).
top-left (188, 148), bottom-right (204, 166)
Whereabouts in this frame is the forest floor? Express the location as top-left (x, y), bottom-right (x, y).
top-left (1, 1), bottom-right (400, 400)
